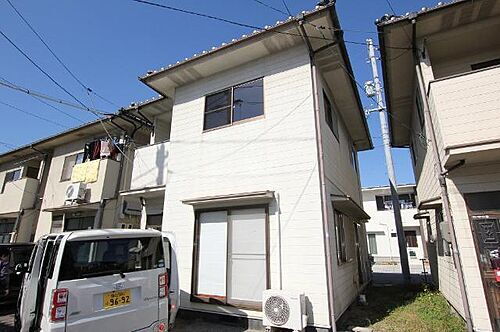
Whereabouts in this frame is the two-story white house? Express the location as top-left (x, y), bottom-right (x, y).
top-left (378, 0), bottom-right (500, 330)
top-left (139, 3), bottom-right (372, 330)
top-left (363, 184), bottom-right (426, 262)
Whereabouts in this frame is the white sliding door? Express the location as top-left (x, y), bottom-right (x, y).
top-left (197, 211), bottom-right (228, 297)
top-left (227, 208), bottom-right (266, 305)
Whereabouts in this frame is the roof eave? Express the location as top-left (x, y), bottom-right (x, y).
top-left (329, 8), bottom-right (373, 151)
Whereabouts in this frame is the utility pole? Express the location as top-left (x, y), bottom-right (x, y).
top-left (365, 38), bottom-right (411, 283)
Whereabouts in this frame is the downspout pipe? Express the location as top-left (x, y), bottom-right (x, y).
top-left (412, 20), bottom-right (473, 332)
top-left (297, 19), bottom-right (337, 332)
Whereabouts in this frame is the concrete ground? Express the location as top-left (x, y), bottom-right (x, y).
top-left (0, 262), bottom-right (431, 332)
top-left (371, 260), bottom-right (431, 285)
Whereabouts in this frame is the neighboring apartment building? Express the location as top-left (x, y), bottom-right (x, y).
top-left (378, 0), bottom-right (500, 330)
top-left (0, 114), bottom-right (152, 241)
top-left (139, 3), bottom-right (372, 330)
top-left (363, 184), bottom-right (427, 262)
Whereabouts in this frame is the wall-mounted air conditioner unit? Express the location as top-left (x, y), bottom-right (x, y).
top-left (263, 290), bottom-right (307, 332)
top-left (65, 183), bottom-right (86, 202)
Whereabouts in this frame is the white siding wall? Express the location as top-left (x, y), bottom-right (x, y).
top-left (162, 46), bottom-right (333, 327)
top-left (316, 73), bottom-right (368, 318)
top-left (429, 66), bottom-right (500, 151)
top-left (410, 48), bottom-right (498, 331)
top-left (445, 163), bottom-right (500, 331)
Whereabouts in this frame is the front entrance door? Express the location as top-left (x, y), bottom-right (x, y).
top-left (470, 215), bottom-right (500, 331)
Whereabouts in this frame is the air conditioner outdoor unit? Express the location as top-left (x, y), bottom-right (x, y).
top-left (263, 290), bottom-right (307, 332)
top-left (65, 183), bottom-right (86, 201)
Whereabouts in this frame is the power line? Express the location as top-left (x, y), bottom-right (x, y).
top-left (311, 24), bottom-right (415, 135)
top-left (4, 0), bottom-right (119, 108)
top-left (0, 28), bottom-right (89, 109)
top-left (0, 76), bottom-right (85, 123)
top-left (131, 0), bottom-right (412, 50)
top-left (0, 141), bottom-right (16, 149)
top-left (0, 79), bottom-right (108, 115)
top-left (249, 0), bottom-right (288, 15)
top-left (280, 0), bottom-right (293, 17)
top-left (0, 100), bottom-right (69, 128)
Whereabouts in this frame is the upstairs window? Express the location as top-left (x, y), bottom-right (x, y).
top-left (203, 78), bottom-right (264, 131)
top-left (323, 91), bottom-right (339, 140)
top-left (375, 193), bottom-right (416, 210)
top-left (1, 169), bottom-right (22, 193)
top-left (61, 152), bottom-right (84, 182)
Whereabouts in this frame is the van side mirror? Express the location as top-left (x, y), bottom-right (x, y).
top-left (15, 263), bottom-right (28, 275)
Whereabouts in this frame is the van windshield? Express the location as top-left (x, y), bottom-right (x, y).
top-left (59, 236), bottom-right (165, 281)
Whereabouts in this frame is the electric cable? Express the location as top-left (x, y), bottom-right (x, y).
top-left (0, 28), bottom-right (89, 109)
top-left (0, 100), bottom-right (69, 128)
top-left (131, 0), bottom-right (412, 50)
top-left (4, 0), bottom-right (119, 108)
top-left (249, 0), bottom-right (288, 15)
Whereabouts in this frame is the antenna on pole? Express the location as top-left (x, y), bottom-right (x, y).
top-left (365, 38), bottom-right (411, 284)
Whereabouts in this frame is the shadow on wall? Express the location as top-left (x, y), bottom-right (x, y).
top-left (156, 144), bottom-right (167, 186)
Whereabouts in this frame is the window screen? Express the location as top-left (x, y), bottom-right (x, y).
top-left (59, 236), bottom-right (165, 281)
top-left (368, 234), bottom-right (378, 254)
top-left (227, 208), bottom-right (266, 304)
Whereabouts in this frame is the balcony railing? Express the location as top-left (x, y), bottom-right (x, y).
top-left (130, 141), bottom-right (169, 191)
top-left (428, 65), bottom-right (500, 163)
top-left (0, 177), bottom-right (39, 214)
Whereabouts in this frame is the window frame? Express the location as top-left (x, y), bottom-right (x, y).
top-left (323, 91), bottom-right (339, 141)
top-left (404, 230), bottom-right (418, 248)
top-left (1, 168), bottom-right (22, 193)
top-left (368, 233), bottom-right (378, 255)
top-left (190, 204), bottom-right (270, 311)
top-left (333, 209), bottom-right (348, 265)
top-left (60, 152), bottom-right (84, 182)
top-left (203, 78), bottom-right (264, 132)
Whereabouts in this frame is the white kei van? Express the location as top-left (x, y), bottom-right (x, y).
top-left (16, 229), bottom-right (179, 332)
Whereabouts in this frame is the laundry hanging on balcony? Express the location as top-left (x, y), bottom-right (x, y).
top-left (71, 159), bottom-right (100, 183)
top-left (83, 138), bottom-right (120, 162)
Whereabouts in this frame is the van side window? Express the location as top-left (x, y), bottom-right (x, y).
top-left (59, 236), bottom-right (165, 281)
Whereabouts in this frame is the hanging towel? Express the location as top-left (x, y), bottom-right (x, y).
top-left (100, 139), bottom-right (111, 158)
top-left (84, 159), bottom-right (100, 183)
top-left (71, 163), bottom-right (88, 182)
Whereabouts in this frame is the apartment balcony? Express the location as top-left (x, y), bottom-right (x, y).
top-left (130, 141), bottom-right (169, 191)
top-left (428, 65), bottom-right (500, 167)
top-left (0, 177), bottom-right (39, 215)
top-left (42, 158), bottom-right (121, 212)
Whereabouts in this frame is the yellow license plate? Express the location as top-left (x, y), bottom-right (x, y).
top-left (103, 289), bottom-right (131, 309)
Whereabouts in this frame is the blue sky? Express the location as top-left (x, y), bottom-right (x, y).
top-left (0, 0), bottom-right (438, 187)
